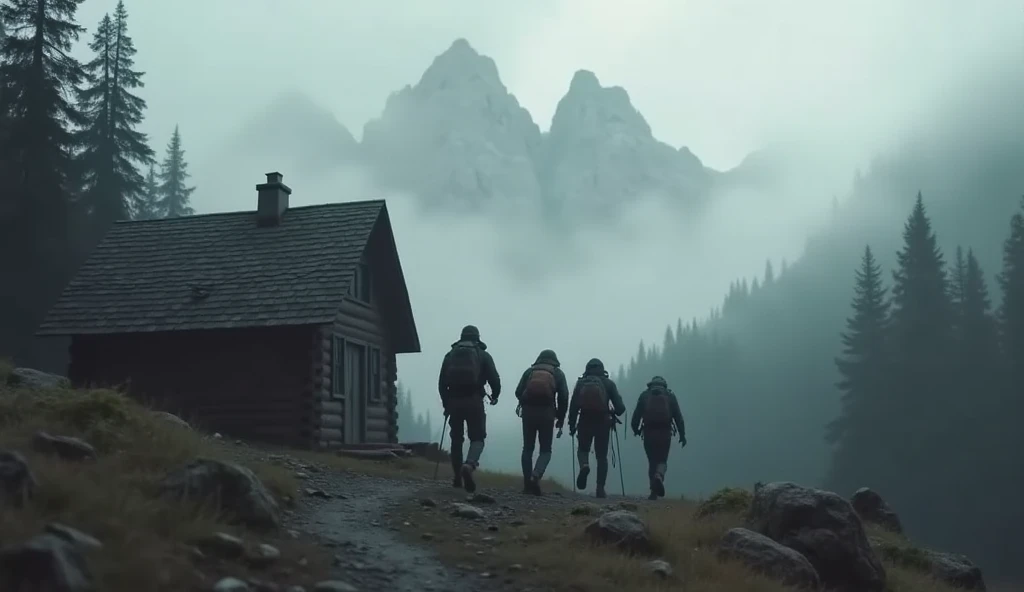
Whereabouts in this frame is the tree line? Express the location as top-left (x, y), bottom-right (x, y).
top-left (616, 193), bottom-right (1023, 579)
top-left (395, 383), bottom-right (438, 443)
top-left (0, 0), bottom-right (196, 365)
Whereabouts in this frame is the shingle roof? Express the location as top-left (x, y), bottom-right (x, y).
top-left (37, 200), bottom-right (386, 335)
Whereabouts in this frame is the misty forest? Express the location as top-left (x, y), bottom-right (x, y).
top-left (1, 0), bottom-right (1022, 587)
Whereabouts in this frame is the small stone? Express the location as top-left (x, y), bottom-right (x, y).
top-left (451, 503), bottom-right (486, 520)
top-left (469, 492), bottom-right (496, 504)
top-left (419, 498), bottom-right (437, 507)
top-left (246, 543), bottom-right (281, 566)
top-left (487, 525), bottom-right (499, 531)
top-left (305, 488), bottom-right (330, 498)
top-left (509, 564), bottom-right (524, 572)
top-left (480, 572), bottom-right (495, 578)
top-left (297, 557), bottom-right (308, 567)
top-left (421, 533), bottom-right (435, 540)
top-left (286, 587), bottom-right (306, 592)
top-left (194, 532), bottom-right (246, 559)
top-left (213, 577), bottom-right (251, 592)
top-left (647, 559), bottom-right (673, 578)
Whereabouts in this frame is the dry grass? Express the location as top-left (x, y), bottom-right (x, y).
top-left (0, 372), bottom-right (332, 591)
top-left (395, 489), bottom-right (969, 592)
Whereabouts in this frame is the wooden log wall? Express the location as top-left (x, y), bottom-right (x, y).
top-left (68, 326), bottom-right (315, 447)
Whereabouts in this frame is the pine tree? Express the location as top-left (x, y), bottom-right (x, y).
top-left (76, 3), bottom-right (153, 226)
top-left (998, 197), bottom-right (1024, 392)
top-left (134, 163), bottom-right (160, 220)
top-left (0, 0), bottom-right (87, 255)
top-left (157, 125), bottom-right (195, 217)
top-left (764, 259), bottom-right (775, 285)
top-left (826, 246), bottom-right (890, 463)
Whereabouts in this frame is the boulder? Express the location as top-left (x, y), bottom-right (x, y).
top-left (7, 367), bottom-right (70, 390)
top-left (32, 431), bottom-right (97, 461)
top-left (0, 527), bottom-right (101, 592)
top-left (850, 487), bottom-right (903, 534)
top-left (748, 481), bottom-right (885, 592)
top-left (718, 527), bottom-right (821, 590)
top-left (583, 510), bottom-right (654, 555)
top-left (924, 550), bottom-right (986, 591)
top-left (160, 458), bottom-right (281, 529)
top-left (0, 450), bottom-right (36, 508)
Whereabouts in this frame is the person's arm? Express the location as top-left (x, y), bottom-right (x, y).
top-left (514, 368), bottom-right (531, 401)
top-left (671, 392), bottom-right (686, 439)
top-left (567, 379), bottom-right (581, 431)
top-left (607, 379), bottom-right (627, 416)
top-left (437, 355), bottom-right (449, 411)
top-left (555, 369), bottom-right (570, 425)
top-left (482, 351), bottom-right (501, 399)
top-left (631, 392), bottom-right (646, 434)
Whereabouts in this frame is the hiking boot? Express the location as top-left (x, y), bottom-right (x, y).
top-left (648, 491), bottom-right (658, 500)
top-left (652, 475), bottom-right (666, 498)
top-left (453, 475), bottom-right (463, 488)
top-left (576, 466), bottom-right (590, 490)
top-left (528, 477), bottom-right (543, 496)
top-left (595, 485), bottom-right (607, 499)
top-left (460, 463), bottom-right (477, 493)
top-left (522, 477), bottom-right (532, 495)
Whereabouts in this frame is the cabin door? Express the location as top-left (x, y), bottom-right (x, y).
top-left (344, 342), bottom-right (366, 444)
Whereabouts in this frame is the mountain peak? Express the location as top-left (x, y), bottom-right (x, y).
top-left (418, 37), bottom-right (501, 91)
top-left (569, 69), bottom-right (602, 93)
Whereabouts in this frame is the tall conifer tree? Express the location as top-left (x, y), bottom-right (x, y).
top-left (156, 125), bottom-right (196, 217)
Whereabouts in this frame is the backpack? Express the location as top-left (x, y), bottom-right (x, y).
top-left (444, 342), bottom-right (481, 393)
top-left (643, 387), bottom-right (673, 426)
top-left (522, 364), bottom-right (557, 405)
top-left (577, 375), bottom-right (609, 414)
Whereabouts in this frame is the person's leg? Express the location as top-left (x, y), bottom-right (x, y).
top-left (520, 412), bottom-right (537, 492)
top-left (576, 420), bottom-right (594, 490)
top-left (643, 433), bottom-right (659, 499)
top-left (594, 426), bottom-right (611, 498)
top-left (461, 398), bottom-right (488, 493)
top-left (531, 408), bottom-right (555, 494)
top-left (448, 408), bottom-right (466, 488)
top-left (648, 429), bottom-right (671, 497)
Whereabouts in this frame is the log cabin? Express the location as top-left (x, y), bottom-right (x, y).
top-left (35, 172), bottom-right (420, 449)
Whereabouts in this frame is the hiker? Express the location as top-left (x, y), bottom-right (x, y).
top-left (513, 349), bottom-right (570, 496)
top-left (630, 375), bottom-right (686, 500)
top-left (438, 324), bottom-right (501, 494)
top-left (567, 358), bottom-right (625, 498)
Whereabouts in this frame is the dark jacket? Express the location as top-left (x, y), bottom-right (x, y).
top-left (514, 349), bottom-right (570, 422)
top-left (568, 358), bottom-right (626, 430)
top-left (438, 339), bottom-right (501, 405)
top-left (631, 383), bottom-right (685, 436)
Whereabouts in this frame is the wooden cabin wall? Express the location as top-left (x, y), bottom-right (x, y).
top-left (67, 326), bottom-right (317, 447)
top-left (329, 291), bottom-right (398, 447)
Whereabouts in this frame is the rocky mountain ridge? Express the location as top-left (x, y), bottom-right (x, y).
top-left (202, 38), bottom-right (769, 217)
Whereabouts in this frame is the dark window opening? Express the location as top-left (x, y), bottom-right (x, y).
top-left (351, 261), bottom-right (372, 303)
top-left (332, 335), bottom-right (346, 398)
top-left (368, 346), bottom-right (382, 402)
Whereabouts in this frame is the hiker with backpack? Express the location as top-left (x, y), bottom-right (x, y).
top-left (567, 358), bottom-right (626, 498)
top-left (630, 375), bottom-right (686, 500)
top-left (513, 349), bottom-right (570, 496)
top-left (438, 325), bottom-right (501, 494)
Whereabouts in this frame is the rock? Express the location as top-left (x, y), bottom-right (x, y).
top-left (213, 577), bottom-right (252, 592)
top-left (248, 578), bottom-right (281, 592)
top-left (286, 587), bottom-right (307, 592)
top-left (0, 450), bottom-right (35, 507)
top-left (7, 367), bottom-right (70, 389)
top-left (617, 501), bottom-right (639, 511)
top-left (304, 488), bottom-right (330, 498)
top-left (718, 527), bottom-right (821, 589)
top-left (421, 533), bottom-right (435, 540)
top-left (44, 524), bottom-right (103, 550)
top-left (748, 481), bottom-right (885, 592)
top-left (646, 559), bottom-right (673, 578)
top-left (247, 543), bottom-right (281, 567)
top-left (924, 550), bottom-right (987, 591)
top-left (451, 503), bottom-right (486, 520)
top-left (152, 411), bottom-right (191, 430)
top-left (570, 502), bottom-right (601, 516)
top-left (193, 532), bottom-right (246, 559)
top-left (469, 492), bottom-right (496, 504)
top-left (161, 458), bottom-right (281, 529)
top-left (32, 431), bottom-right (97, 461)
top-left (312, 581), bottom-right (358, 592)
top-left (850, 487), bottom-right (903, 534)
top-left (583, 510), bottom-right (654, 555)
top-left (419, 498), bottom-right (437, 507)
top-left (0, 531), bottom-right (97, 591)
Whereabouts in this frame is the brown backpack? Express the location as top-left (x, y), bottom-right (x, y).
top-left (643, 387), bottom-right (673, 426)
top-left (577, 375), bottom-right (608, 413)
top-left (522, 364), bottom-right (557, 405)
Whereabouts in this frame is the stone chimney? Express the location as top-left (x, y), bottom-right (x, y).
top-left (256, 172), bottom-right (292, 226)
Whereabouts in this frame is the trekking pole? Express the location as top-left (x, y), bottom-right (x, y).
top-left (613, 425), bottom-right (626, 497)
top-left (432, 417), bottom-right (448, 481)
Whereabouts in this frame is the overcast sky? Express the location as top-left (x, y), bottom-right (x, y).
top-left (74, 0), bottom-right (1021, 171)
